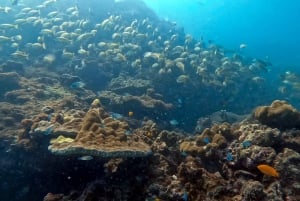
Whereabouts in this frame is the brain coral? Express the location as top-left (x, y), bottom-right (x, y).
top-left (48, 106), bottom-right (151, 158)
top-left (254, 100), bottom-right (300, 129)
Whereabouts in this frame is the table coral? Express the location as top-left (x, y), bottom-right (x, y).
top-left (48, 106), bottom-right (151, 158)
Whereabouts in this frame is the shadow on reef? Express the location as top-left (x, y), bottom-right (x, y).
top-left (0, 142), bottom-right (152, 201)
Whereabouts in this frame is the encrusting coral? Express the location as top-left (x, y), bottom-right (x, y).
top-left (48, 102), bottom-right (151, 158)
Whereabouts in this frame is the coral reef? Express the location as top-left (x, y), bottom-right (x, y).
top-left (0, 0), bottom-right (299, 199)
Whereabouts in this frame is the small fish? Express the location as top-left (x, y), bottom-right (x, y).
top-left (124, 130), bottom-right (132, 135)
top-left (242, 140), bottom-right (252, 148)
top-left (11, 50), bottom-right (29, 60)
top-left (182, 192), bottom-right (188, 201)
top-left (0, 36), bottom-right (12, 43)
top-left (203, 137), bottom-right (210, 144)
top-left (0, 7), bottom-right (11, 13)
top-left (257, 164), bottom-right (279, 177)
top-left (169, 119), bottom-right (179, 126)
top-left (109, 112), bottom-right (123, 119)
top-left (239, 43), bottom-right (247, 49)
top-left (47, 114), bottom-right (52, 121)
top-left (77, 155), bottom-right (93, 161)
top-left (62, 49), bottom-right (74, 59)
top-left (0, 23), bottom-right (18, 29)
top-left (128, 111), bottom-right (133, 117)
top-left (181, 151), bottom-right (188, 157)
top-left (226, 152), bottom-right (233, 161)
top-left (70, 81), bottom-right (85, 89)
top-left (44, 125), bottom-right (54, 135)
top-left (176, 75), bottom-right (189, 84)
top-left (11, 0), bottom-right (19, 6)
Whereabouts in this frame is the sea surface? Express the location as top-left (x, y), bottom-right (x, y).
top-left (0, 0), bottom-right (299, 200)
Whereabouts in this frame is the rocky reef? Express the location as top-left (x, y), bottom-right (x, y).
top-left (1, 94), bottom-right (299, 201)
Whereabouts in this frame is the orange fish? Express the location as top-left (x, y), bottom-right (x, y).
top-left (257, 164), bottom-right (279, 177)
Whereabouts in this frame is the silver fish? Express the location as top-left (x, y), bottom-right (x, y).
top-left (77, 155), bottom-right (93, 161)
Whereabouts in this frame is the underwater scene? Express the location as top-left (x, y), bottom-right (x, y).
top-left (0, 0), bottom-right (299, 200)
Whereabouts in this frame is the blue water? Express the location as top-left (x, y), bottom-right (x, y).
top-left (143, 0), bottom-right (300, 68)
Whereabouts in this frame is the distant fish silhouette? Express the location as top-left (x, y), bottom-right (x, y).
top-left (11, 0), bottom-right (18, 6)
top-left (239, 43), bottom-right (247, 49)
top-left (70, 81), bottom-right (85, 89)
top-left (196, 1), bottom-right (205, 6)
top-left (78, 155), bottom-right (93, 161)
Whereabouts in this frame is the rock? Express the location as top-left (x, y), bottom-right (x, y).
top-left (108, 76), bottom-right (152, 95)
top-left (241, 180), bottom-right (266, 201)
top-left (0, 60), bottom-right (24, 74)
top-left (0, 72), bottom-right (20, 97)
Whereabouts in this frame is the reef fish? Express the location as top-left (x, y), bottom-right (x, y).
top-left (257, 164), bottom-right (279, 177)
top-left (203, 137), bottom-right (210, 144)
top-left (70, 81), bottom-right (85, 89)
top-left (109, 112), bottom-right (123, 119)
top-left (169, 119), bottom-right (179, 126)
top-left (128, 111), bottom-right (133, 117)
top-left (242, 140), bottom-right (252, 148)
top-left (182, 192), bottom-right (188, 201)
top-left (239, 43), bottom-right (247, 49)
top-left (77, 155), bottom-right (93, 161)
top-left (226, 152), bottom-right (233, 161)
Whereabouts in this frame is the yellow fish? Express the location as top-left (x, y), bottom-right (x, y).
top-left (257, 164), bottom-right (279, 177)
top-left (128, 111), bottom-right (133, 117)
